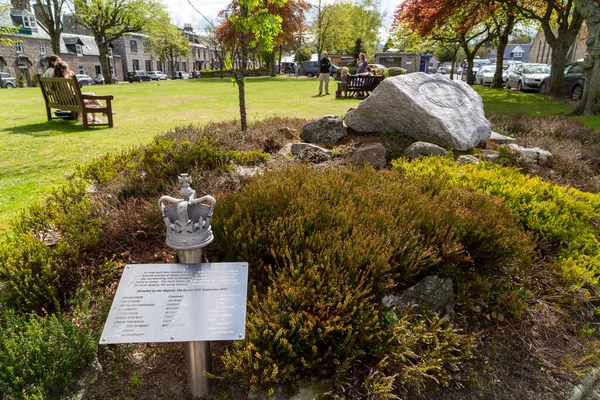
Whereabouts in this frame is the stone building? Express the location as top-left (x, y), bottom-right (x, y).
top-left (59, 33), bottom-right (123, 81)
top-left (0, 3), bottom-right (51, 85)
top-left (529, 30), bottom-right (586, 64)
top-left (374, 52), bottom-right (431, 73)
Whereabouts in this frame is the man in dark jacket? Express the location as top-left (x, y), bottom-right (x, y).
top-left (318, 51), bottom-right (331, 95)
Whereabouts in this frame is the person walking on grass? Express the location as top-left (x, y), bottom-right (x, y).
top-left (318, 51), bottom-right (331, 95)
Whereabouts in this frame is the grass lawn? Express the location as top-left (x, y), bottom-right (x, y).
top-left (0, 77), bottom-right (599, 231)
top-left (0, 76), bottom-right (359, 231)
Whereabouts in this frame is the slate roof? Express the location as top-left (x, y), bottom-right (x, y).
top-left (60, 34), bottom-right (100, 56)
top-left (503, 43), bottom-right (532, 61)
top-left (0, 7), bottom-right (50, 40)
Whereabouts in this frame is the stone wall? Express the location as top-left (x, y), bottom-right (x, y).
top-left (0, 36), bottom-right (51, 84)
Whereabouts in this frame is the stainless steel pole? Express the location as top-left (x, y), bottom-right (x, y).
top-left (177, 248), bottom-right (212, 398)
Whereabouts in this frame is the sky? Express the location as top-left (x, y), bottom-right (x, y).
top-left (166, 0), bottom-right (397, 38)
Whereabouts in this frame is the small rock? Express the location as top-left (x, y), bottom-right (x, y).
top-left (291, 143), bottom-right (332, 163)
top-left (234, 165), bottom-right (262, 178)
top-left (456, 155), bottom-right (479, 164)
top-left (278, 142), bottom-right (293, 156)
top-left (404, 142), bottom-right (448, 158)
top-left (481, 149), bottom-right (500, 163)
top-left (129, 352), bottom-right (145, 365)
top-left (300, 115), bottom-right (348, 144)
top-left (506, 144), bottom-right (552, 165)
top-left (490, 131), bottom-right (517, 144)
top-left (382, 275), bottom-right (454, 315)
top-left (279, 127), bottom-right (298, 140)
top-left (350, 142), bottom-right (387, 167)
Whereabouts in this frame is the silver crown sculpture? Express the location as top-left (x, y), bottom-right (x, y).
top-left (158, 174), bottom-right (216, 250)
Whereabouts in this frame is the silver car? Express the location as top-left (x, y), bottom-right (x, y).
top-left (506, 63), bottom-right (551, 92)
top-left (475, 65), bottom-right (496, 86)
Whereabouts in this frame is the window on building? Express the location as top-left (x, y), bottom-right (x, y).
top-left (145, 60), bottom-right (151, 71)
top-left (130, 40), bottom-right (138, 53)
top-left (95, 65), bottom-right (101, 76)
top-left (203, 50), bottom-right (207, 59)
top-left (108, 47), bottom-right (113, 57)
top-left (132, 59), bottom-right (139, 70)
top-left (182, 62), bottom-right (187, 72)
top-left (15, 42), bottom-right (23, 53)
top-left (512, 51), bottom-right (524, 58)
top-left (157, 61), bottom-right (161, 71)
top-left (40, 41), bottom-right (46, 55)
top-left (76, 44), bottom-right (83, 56)
top-left (78, 65), bottom-right (85, 74)
top-left (22, 16), bottom-right (35, 28)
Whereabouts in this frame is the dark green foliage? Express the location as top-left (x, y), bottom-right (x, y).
top-left (0, 180), bottom-right (103, 312)
top-left (214, 166), bottom-right (535, 390)
top-left (17, 73), bottom-right (25, 88)
top-left (388, 67), bottom-right (407, 77)
top-left (0, 291), bottom-right (101, 399)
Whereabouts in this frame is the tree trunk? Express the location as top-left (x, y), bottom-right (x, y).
top-left (491, 35), bottom-right (508, 88)
top-left (461, 41), bottom-right (476, 85)
top-left (546, 42), bottom-right (571, 96)
top-left (278, 44), bottom-right (282, 74)
top-left (237, 5), bottom-right (249, 133)
top-left (270, 51), bottom-right (276, 77)
top-left (572, 6), bottom-right (600, 115)
top-left (97, 37), bottom-right (111, 85)
top-left (50, 30), bottom-right (61, 56)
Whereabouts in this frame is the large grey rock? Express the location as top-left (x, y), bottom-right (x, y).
top-left (404, 141), bottom-right (448, 158)
top-left (382, 275), bottom-right (454, 315)
top-left (345, 73), bottom-right (491, 150)
top-left (350, 142), bottom-right (387, 167)
top-left (291, 143), bottom-right (332, 163)
top-left (490, 131), bottom-right (517, 144)
top-left (300, 115), bottom-right (348, 144)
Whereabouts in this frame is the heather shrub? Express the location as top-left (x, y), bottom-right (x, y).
top-left (0, 180), bottom-right (105, 312)
top-left (214, 165), bottom-right (535, 390)
top-left (0, 289), bottom-right (101, 399)
top-left (387, 67), bottom-right (407, 77)
top-left (393, 157), bottom-right (600, 285)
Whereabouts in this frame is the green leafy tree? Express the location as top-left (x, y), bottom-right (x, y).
top-left (72, 0), bottom-right (167, 84)
top-left (34, 0), bottom-right (67, 55)
top-left (145, 16), bottom-right (190, 78)
top-left (294, 45), bottom-right (311, 62)
top-left (218, 0), bottom-right (286, 132)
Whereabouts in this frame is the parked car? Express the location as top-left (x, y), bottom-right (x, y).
top-left (175, 71), bottom-right (190, 79)
top-left (475, 65), bottom-right (496, 86)
top-left (148, 71), bottom-right (167, 80)
top-left (506, 63), bottom-right (551, 92)
top-left (298, 61), bottom-right (337, 78)
top-left (502, 62), bottom-right (522, 86)
top-left (0, 72), bottom-right (16, 88)
top-left (127, 70), bottom-right (151, 83)
top-left (75, 74), bottom-right (94, 86)
top-left (539, 61), bottom-right (585, 101)
top-left (461, 59), bottom-right (492, 81)
top-left (437, 66), bottom-right (447, 74)
top-left (93, 73), bottom-right (118, 84)
top-left (368, 64), bottom-right (388, 74)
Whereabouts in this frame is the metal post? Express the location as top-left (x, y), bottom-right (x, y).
top-left (177, 248), bottom-right (212, 398)
top-left (159, 174), bottom-right (216, 398)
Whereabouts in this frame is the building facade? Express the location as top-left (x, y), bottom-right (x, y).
top-left (0, 4), bottom-right (51, 85)
top-left (529, 30), bottom-right (586, 64)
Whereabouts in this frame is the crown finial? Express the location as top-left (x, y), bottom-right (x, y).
top-left (158, 173), bottom-right (216, 250)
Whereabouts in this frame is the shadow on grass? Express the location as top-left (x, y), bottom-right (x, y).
top-left (2, 120), bottom-right (98, 137)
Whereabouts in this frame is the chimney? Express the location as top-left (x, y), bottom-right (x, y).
top-left (11, 0), bottom-right (31, 11)
top-left (184, 23), bottom-right (193, 32)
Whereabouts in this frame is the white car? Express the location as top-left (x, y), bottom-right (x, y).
top-left (475, 65), bottom-right (496, 86)
top-left (506, 63), bottom-right (551, 92)
top-left (148, 71), bottom-right (167, 80)
top-left (175, 71), bottom-right (189, 79)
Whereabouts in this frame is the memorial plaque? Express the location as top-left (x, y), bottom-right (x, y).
top-left (100, 263), bottom-right (248, 344)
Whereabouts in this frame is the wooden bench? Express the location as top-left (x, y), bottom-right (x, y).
top-left (37, 74), bottom-right (114, 128)
top-left (337, 74), bottom-right (384, 99)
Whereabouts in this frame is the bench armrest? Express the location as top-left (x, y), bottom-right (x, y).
top-left (82, 94), bottom-right (114, 100)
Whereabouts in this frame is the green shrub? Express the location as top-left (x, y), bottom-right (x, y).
top-left (0, 180), bottom-right (103, 312)
top-left (0, 293), bottom-right (100, 399)
top-left (214, 166), bottom-right (534, 390)
top-left (17, 73), bottom-right (26, 88)
top-left (393, 157), bottom-right (600, 285)
top-left (387, 67), bottom-right (407, 77)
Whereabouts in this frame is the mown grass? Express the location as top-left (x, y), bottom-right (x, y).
top-left (0, 76), bottom-right (358, 231)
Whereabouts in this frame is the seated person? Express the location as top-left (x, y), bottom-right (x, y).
top-left (53, 61), bottom-right (103, 124)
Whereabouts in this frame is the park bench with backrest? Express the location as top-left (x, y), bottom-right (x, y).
top-left (37, 74), bottom-right (114, 129)
top-left (337, 74), bottom-right (384, 99)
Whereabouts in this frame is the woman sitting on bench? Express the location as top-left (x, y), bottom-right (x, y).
top-left (53, 61), bottom-right (103, 124)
